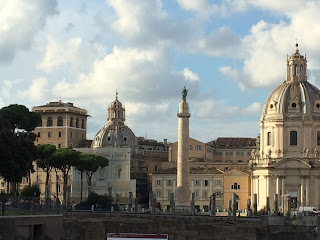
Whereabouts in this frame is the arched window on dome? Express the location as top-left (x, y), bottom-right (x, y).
top-left (300, 65), bottom-right (303, 76)
top-left (290, 64), bottom-right (293, 76)
top-left (267, 132), bottom-right (271, 146)
top-left (294, 64), bottom-right (298, 76)
top-left (81, 119), bottom-right (85, 129)
top-left (317, 132), bottom-right (320, 146)
top-left (47, 117), bottom-right (52, 127)
top-left (70, 117), bottom-right (73, 127)
top-left (290, 131), bottom-right (298, 146)
top-left (76, 118), bottom-right (79, 128)
top-left (57, 116), bottom-right (63, 126)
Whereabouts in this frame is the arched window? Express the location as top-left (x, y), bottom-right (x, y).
top-left (47, 117), bottom-right (52, 127)
top-left (76, 118), bottom-right (79, 128)
top-left (317, 131), bottom-right (320, 146)
top-left (294, 64), bottom-right (298, 76)
top-left (81, 119), bottom-right (85, 129)
top-left (267, 132), bottom-right (271, 146)
top-left (70, 117), bottom-right (73, 127)
top-left (57, 116), bottom-right (63, 126)
top-left (290, 64), bottom-right (292, 76)
top-left (231, 182), bottom-right (240, 190)
top-left (300, 65), bottom-right (303, 76)
top-left (290, 131), bottom-right (298, 146)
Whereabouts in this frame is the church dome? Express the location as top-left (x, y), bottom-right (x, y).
top-left (91, 124), bottom-right (137, 148)
top-left (91, 92), bottom-right (138, 148)
top-left (261, 44), bottom-right (320, 120)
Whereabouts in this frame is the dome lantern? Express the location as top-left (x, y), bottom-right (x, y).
top-left (107, 91), bottom-right (126, 125)
top-left (286, 43), bottom-right (307, 83)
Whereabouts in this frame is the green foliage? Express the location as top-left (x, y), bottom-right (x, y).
top-left (0, 105), bottom-right (41, 187)
top-left (20, 184), bottom-right (40, 198)
top-left (36, 144), bottom-right (56, 177)
top-left (0, 104), bottom-right (41, 132)
top-left (77, 192), bottom-right (112, 210)
top-left (51, 148), bottom-right (81, 171)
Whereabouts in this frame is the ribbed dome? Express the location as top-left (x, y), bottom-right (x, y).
top-left (91, 93), bottom-right (137, 148)
top-left (262, 81), bottom-right (320, 118)
top-left (91, 124), bottom-right (137, 147)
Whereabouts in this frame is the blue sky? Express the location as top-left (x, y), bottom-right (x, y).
top-left (1, 0), bottom-right (320, 143)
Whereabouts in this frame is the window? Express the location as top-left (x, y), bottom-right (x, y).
top-left (204, 180), bottom-right (209, 186)
top-left (154, 166), bottom-right (158, 172)
top-left (156, 180), bottom-right (162, 186)
top-left (236, 152), bottom-right (243, 155)
top-left (82, 119), bottom-right (85, 129)
top-left (76, 118), bottom-right (79, 128)
top-left (194, 180), bottom-right (200, 186)
top-left (70, 117), bottom-right (73, 127)
top-left (214, 151), bottom-right (223, 155)
top-left (167, 180), bottom-right (172, 186)
top-left (57, 116), bottom-right (63, 126)
top-left (203, 191), bottom-right (208, 199)
top-left (195, 145), bottom-right (202, 150)
top-left (215, 180), bottom-right (221, 186)
top-left (58, 131), bottom-right (62, 138)
top-left (189, 145), bottom-right (193, 150)
top-left (71, 132), bottom-right (73, 138)
top-left (317, 132), bottom-right (320, 146)
top-left (58, 143), bottom-right (61, 148)
top-left (290, 64), bottom-right (293, 76)
top-left (167, 191), bottom-right (172, 199)
top-left (155, 190), bottom-right (161, 198)
top-left (48, 132), bottom-right (51, 138)
top-left (216, 191), bottom-right (221, 198)
top-left (37, 132), bottom-right (41, 137)
top-left (226, 151), bottom-right (233, 155)
top-left (295, 64), bottom-right (298, 76)
top-left (194, 191), bottom-right (199, 198)
top-left (231, 182), bottom-right (240, 190)
top-left (300, 65), bottom-right (303, 76)
top-left (290, 131), bottom-right (298, 146)
top-left (47, 117), bottom-right (52, 126)
top-left (267, 132), bottom-right (271, 146)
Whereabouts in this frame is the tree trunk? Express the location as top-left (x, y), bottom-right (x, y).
top-left (45, 171), bottom-right (50, 213)
top-left (80, 172), bottom-right (83, 203)
top-left (87, 175), bottom-right (92, 197)
top-left (55, 171), bottom-right (59, 213)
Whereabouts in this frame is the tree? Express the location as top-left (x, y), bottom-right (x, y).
top-left (0, 104), bottom-right (41, 194)
top-left (51, 148), bottom-right (80, 206)
top-left (79, 153), bottom-right (108, 196)
top-left (20, 184), bottom-right (40, 198)
top-left (36, 144), bottom-right (56, 211)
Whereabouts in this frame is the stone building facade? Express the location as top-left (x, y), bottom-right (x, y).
top-left (251, 44), bottom-right (320, 212)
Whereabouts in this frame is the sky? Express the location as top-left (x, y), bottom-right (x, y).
top-left (2, 0), bottom-right (320, 144)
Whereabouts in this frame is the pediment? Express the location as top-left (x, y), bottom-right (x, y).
top-left (224, 168), bottom-right (250, 176)
top-left (274, 158), bottom-right (311, 169)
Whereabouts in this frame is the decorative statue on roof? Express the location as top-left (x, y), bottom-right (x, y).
top-left (182, 86), bottom-right (189, 100)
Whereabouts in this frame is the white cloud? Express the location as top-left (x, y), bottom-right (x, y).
top-left (0, 0), bottom-right (57, 63)
top-left (37, 36), bottom-right (105, 73)
top-left (220, 1), bottom-right (320, 89)
top-left (17, 77), bottom-right (48, 101)
top-left (108, 0), bottom-right (189, 47)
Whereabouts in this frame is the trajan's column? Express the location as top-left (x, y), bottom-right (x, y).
top-left (176, 86), bottom-right (191, 211)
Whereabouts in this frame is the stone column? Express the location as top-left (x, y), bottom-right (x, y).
top-left (315, 176), bottom-right (319, 208)
top-left (306, 176), bottom-right (310, 206)
top-left (176, 94), bottom-right (191, 211)
top-left (301, 176), bottom-right (305, 206)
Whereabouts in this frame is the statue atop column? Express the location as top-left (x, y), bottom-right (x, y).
top-left (182, 86), bottom-right (189, 100)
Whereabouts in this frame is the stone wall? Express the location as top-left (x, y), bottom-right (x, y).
top-left (0, 215), bottom-right (63, 240)
top-left (62, 213), bottom-right (317, 240)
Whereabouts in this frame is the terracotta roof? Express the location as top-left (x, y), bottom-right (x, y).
top-left (155, 167), bottom-right (223, 175)
top-left (224, 166), bottom-right (251, 174)
top-left (208, 137), bottom-right (256, 147)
